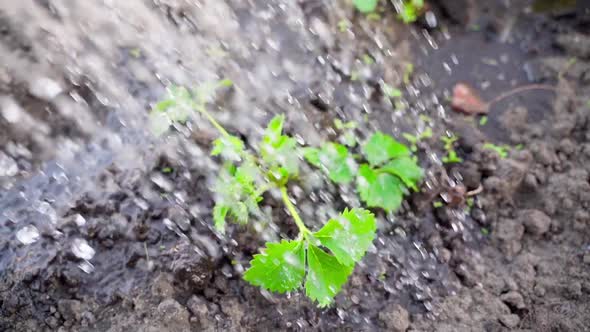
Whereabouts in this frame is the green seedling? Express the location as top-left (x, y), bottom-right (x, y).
top-left (398, 0), bottom-right (424, 23)
top-left (305, 132), bottom-right (423, 212)
top-left (161, 167), bottom-right (173, 174)
top-left (153, 80), bottom-right (424, 307)
top-left (403, 63), bottom-right (414, 85)
top-left (441, 134), bottom-right (463, 164)
top-left (334, 119), bottom-right (358, 147)
top-left (479, 116), bottom-right (488, 126)
top-left (303, 142), bottom-right (355, 184)
top-left (353, 0), bottom-right (378, 13)
top-left (402, 127), bottom-right (432, 152)
top-left (483, 143), bottom-right (510, 159)
top-left (130, 48), bottom-right (142, 58)
top-left (464, 197), bottom-right (474, 213)
top-left (338, 19), bottom-right (351, 32)
top-left (383, 83), bottom-right (403, 99)
top-left (433, 201), bottom-right (443, 208)
top-left (366, 12), bottom-right (382, 21)
top-left (359, 132), bottom-right (423, 212)
top-left (362, 54), bottom-right (375, 65)
top-left (419, 114), bottom-right (433, 124)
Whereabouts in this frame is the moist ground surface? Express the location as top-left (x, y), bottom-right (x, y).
top-left (1, 1), bottom-right (589, 331)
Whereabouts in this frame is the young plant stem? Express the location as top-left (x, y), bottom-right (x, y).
top-left (280, 186), bottom-right (311, 237)
top-left (196, 105), bottom-right (230, 137)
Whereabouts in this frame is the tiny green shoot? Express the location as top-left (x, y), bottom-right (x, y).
top-left (362, 54), bottom-right (375, 65)
top-left (483, 143), bottom-right (510, 159)
top-left (353, 0), bottom-right (378, 13)
top-left (419, 114), bottom-right (433, 124)
top-left (366, 12), bottom-right (382, 21)
top-left (334, 119), bottom-right (358, 147)
top-left (162, 167), bottom-right (173, 174)
top-left (441, 134), bottom-right (462, 164)
top-left (433, 201), bottom-right (443, 208)
top-left (402, 127), bottom-right (432, 152)
top-left (130, 48), bottom-right (142, 58)
top-left (383, 83), bottom-right (403, 99)
top-left (398, 0), bottom-right (424, 24)
top-left (403, 63), bottom-right (414, 85)
top-left (338, 19), bottom-right (351, 32)
top-left (479, 116), bottom-right (488, 126)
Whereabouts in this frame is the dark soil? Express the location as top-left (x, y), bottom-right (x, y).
top-left (1, 1), bottom-right (590, 331)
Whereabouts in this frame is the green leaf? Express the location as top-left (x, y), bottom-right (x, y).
top-left (159, 86), bottom-right (194, 122)
top-left (260, 115), bottom-right (300, 177)
top-left (380, 157), bottom-right (423, 191)
top-left (217, 78), bottom-right (233, 87)
top-left (149, 85), bottom-right (196, 136)
top-left (483, 143), bottom-right (509, 159)
top-left (305, 143), bottom-right (354, 184)
top-left (212, 163), bottom-right (263, 228)
top-left (399, 4), bottom-right (418, 23)
top-left (213, 204), bottom-right (229, 233)
top-left (244, 240), bottom-right (306, 293)
top-left (356, 164), bottom-right (404, 212)
top-left (211, 135), bottom-right (245, 161)
top-left (363, 132), bottom-right (410, 166)
top-left (265, 114), bottom-right (284, 139)
top-left (153, 99), bottom-right (175, 112)
top-left (302, 147), bottom-right (321, 167)
top-left (353, 0), bottom-right (378, 13)
top-left (149, 110), bottom-right (173, 137)
top-left (383, 83), bottom-right (403, 98)
top-left (314, 208), bottom-right (376, 266)
top-left (305, 245), bottom-right (353, 307)
top-left (479, 116), bottom-right (488, 126)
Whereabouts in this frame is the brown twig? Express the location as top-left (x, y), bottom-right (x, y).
top-left (485, 84), bottom-right (558, 108)
top-left (465, 184), bottom-right (483, 197)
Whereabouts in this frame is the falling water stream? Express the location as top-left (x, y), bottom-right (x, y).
top-left (0, 0), bottom-right (551, 329)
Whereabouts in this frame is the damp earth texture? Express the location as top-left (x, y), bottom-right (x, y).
top-left (1, 1), bottom-right (590, 331)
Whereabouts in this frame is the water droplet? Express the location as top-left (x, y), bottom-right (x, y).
top-left (78, 260), bottom-right (95, 273)
top-left (74, 214), bottom-right (86, 227)
top-left (71, 238), bottom-right (95, 260)
top-left (16, 225), bottom-right (40, 245)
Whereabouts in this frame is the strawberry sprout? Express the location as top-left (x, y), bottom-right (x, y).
top-left (152, 80), bottom-right (423, 306)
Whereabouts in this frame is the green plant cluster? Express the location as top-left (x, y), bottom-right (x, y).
top-left (152, 80), bottom-right (423, 307)
top-left (352, 0), bottom-right (424, 24)
top-left (441, 133), bottom-right (463, 164)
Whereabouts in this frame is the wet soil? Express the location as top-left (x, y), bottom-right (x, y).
top-left (1, 1), bottom-right (590, 331)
